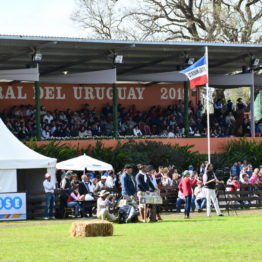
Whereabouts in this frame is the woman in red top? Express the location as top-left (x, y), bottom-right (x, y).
top-left (67, 185), bottom-right (81, 217)
top-left (178, 170), bottom-right (197, 219)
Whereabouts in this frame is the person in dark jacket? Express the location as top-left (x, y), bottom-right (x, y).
top-left (203, 163), bottom-right (224, 217)
top-left (135, 164), bottom-right (156, 221)
top-left (120, 164), bottom-right (136, 198)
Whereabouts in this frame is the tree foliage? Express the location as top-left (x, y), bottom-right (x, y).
top-left (72, 0), bottom-right (262, 42)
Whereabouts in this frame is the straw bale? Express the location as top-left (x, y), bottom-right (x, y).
top-left (71, 220), bottom-right (113, 237)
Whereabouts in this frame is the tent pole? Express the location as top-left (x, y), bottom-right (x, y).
top-left (183, 81), bottom-right (189, 136)
top-left (112, 82), bottom-right (118, 138)
top-left (34, 77), bottom-right (41, 141)
top-left (250, 70), bottom-right (255, 137)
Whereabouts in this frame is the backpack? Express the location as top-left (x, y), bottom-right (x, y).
top-left (118, 205), bottom-right (139, 224)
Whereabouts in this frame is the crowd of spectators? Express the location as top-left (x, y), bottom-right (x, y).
top-left (54, 159), bottom-right (262, 220)
top-left (1, 98), bottom-right (262, 140)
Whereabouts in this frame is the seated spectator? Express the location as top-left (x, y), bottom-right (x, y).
top-left (161, 168), bottom-right (173, 187)
top-left (106, 171), bottom-right (116, 188)
top-left (172, 172), bottom-right (180, 186)
top-left (133, 125), bottom-right (143, 136)
top-left (194, 181), bottom-right (206, 212)
top-left (94, 176), bottom-right (108, 195)
top-left (240, 173), bottom-right (250, 184)
top-left (249, 168), bottom-right (260, 185)
top-left (67, 185), bottom-right (81, 217)
top-left (227, 176), bottom-right (240, 192)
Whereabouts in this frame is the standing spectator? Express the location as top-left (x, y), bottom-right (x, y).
top-left (178, 170), bottom-right (197, 219)
top-left (203, 164), bottom-right (224, 217)
top-left (136, 164), bottom-right (156, 222)
top-left (106, 171), bottom-right (116, 188)
top-left (121, 164), bottom-right (137, 198)
top-left (43, 173), bottom-right (56, 220)
top-left (230, 162), bottom-right (238, 177)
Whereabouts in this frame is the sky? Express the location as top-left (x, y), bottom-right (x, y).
top-left (0, 0), bottom-right (83, 37)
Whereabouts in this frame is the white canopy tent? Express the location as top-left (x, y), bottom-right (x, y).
top-left (0, 118), bottom-right (57, 193)
top-left (56, 154), bottom-right (113, 171)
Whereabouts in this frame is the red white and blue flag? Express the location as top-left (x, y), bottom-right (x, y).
top-left (180, 56), bottom-right (208, 88)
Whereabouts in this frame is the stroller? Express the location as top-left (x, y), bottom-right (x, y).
top-left (118, 204), bottom-right (139, 224)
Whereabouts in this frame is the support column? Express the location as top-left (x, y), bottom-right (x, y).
top-left (250, 71), bottom-right (255, 137)
top-left (183, 81), bottom-right (189, 136)
top-left (34, 80), bottom-right (41, 140)
top-left (112, 82), bottom-right (118, 138)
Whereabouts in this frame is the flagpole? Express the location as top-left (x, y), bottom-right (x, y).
top-left (205, 46), bottom-right (211, 163)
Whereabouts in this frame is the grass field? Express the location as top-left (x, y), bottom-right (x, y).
top-left (1, 210), bottom-right (262, 262)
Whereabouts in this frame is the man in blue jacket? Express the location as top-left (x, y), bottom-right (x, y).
top-left (120, 164), bottom-right (137, 198)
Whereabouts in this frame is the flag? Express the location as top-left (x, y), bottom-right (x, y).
top-left (180, 56), bottom-right (208, 88)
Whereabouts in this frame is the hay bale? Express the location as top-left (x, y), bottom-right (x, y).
top-left (71, 220), bottom-right (113, 237)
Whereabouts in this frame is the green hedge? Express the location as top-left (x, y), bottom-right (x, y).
top-left (26, 138), bottom-right (262, 171)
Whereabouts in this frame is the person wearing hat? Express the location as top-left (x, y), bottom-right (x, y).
top-left (43, 173), bottom-right (56, 220)
top-left (178, 170), bottom-right (197, 219)
top-left (94, 175), bottom-right (109, 195)
top-left (194, 180), bottom-right (206, 212)
top-left (136, 164), bottom-right (156, 221)
top-left (60, 171), bottom-right (72, 192)
top-left (96, 190), bottom-right (117, 222)
top-left (121, 164), bottom-right (137, 198)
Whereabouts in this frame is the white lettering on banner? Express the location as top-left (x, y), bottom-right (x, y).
top-left (160, 87), bottom-right (183, 100)
top-left (118, 87), bottom-right (127, 99)
top-left (95, 87), bottom-right (105, 100)
top-left (136, 87), bottom-right (145, 100)
top-left (73, 87), bottom-right (82, 100)
top-left (84, 87), bottom-right (95, 100)
top-left (45, 87), bottom-right (55, 99)
top-left (5, 86), bottom-right (15, 99)
top-left (56, 86), bottom-right (66, 99)
top-left (17, 86), bottom-right (27, 99)
top-left (0, 86), bottom-right (3, 99)
top-left (127, 88), bottom-right (136, 100)
top-left (106, 87), bottom-right (113, 99)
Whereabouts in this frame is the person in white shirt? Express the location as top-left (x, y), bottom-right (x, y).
top-left (133, 125), bottom-right (143, 136)
top-left (96, 190), bottom-right (117, 221)
top-left (194, 181), bottom-right (206, 212)
top-left (106, 171), bottom-right (116, 188)
top-left (43, 173), bottom-right (56, 219)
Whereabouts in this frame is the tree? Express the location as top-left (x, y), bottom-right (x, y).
top-left (72, 0), bottom-right (262, 42)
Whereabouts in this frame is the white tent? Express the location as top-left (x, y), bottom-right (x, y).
top-left (56, 154), bottom-right (113, 171)
top-left (0, 118), bottom-right (57, 193)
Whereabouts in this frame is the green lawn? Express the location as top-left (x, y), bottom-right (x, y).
top-left (0, 213), bottom-right (262, 262)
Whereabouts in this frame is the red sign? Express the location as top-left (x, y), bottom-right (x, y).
top-left (0, 83), bottom-right (198, 111)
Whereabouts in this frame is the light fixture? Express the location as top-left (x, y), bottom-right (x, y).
top-left (113, 55), bottom-right (123, 64)
top-left (63, 71), bottom-right (68, 75)
top-left (32, 51), bottom-right (42, 63)
top-left (185, 57), bottom-right (195, 65)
